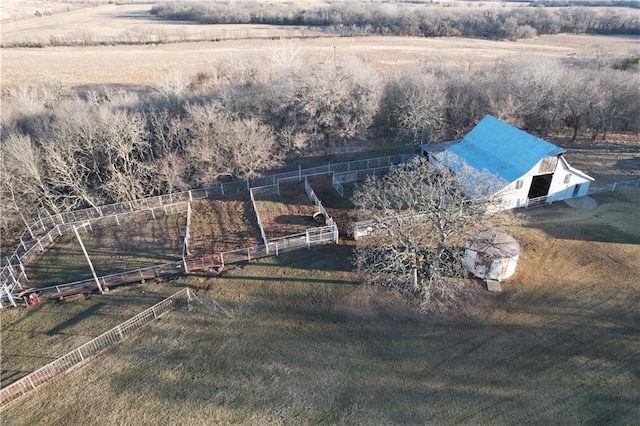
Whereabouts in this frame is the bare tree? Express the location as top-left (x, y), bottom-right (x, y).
top-left (0, 133), bottom-right (60, 222)
top-left (185, 103), bottom-right (282, 186)
top-left (586, 71), bottom-right (640, 140)
top-left (382, 68), bottom-right (447, 144)
top-left (217, 54), bottom-right (265, 86)
top-left (353, 156), bottom-right (500, 312)
top-left (155, 70), bottom-right (191, 104)
top-left (273, 58), bottom-right (382, 146)
top-left (560, 69), bottom-right (593, 142)
top-left (152, 151), bottom-right (189, 196)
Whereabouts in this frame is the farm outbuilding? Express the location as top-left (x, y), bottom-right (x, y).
top-left (422, 115), bottom-right (594, 211)
top-left (464, 229), bottom-right (520, 282)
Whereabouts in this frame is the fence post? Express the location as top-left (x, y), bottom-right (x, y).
top-left (221, 183), bottom-right (224, 196)
top-left (306, 230), bottom-right (310, 249)
top-left (2, 284), bottom-right (17, 307)
top-left (17, 257), bottom-right (27, 281)
top-left (612, 183), bottom-right (617, 192)
top-left (76, 348), bottom-right (84, 361)
top-left (117, 325), bottom-right (124, 339)
top-left (27, 375), bottom-right (37, 390)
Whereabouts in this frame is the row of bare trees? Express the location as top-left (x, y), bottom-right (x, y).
top-left (151, 2), bottom-right (639, 40)
top-left (1, 54), bottom-right (638, 240)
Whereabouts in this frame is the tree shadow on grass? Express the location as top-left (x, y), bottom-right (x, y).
top-left (45, 302), bottom-right (106, 336)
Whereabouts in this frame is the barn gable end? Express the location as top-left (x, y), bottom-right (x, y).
top-left (422, 115), bottom-right (594, 211)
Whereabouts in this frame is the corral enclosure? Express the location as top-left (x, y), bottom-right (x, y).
top-left (187, 195), bottom-right (262, 257)
top-left (24, 214), bottom-right (186, 288)
top-left (252, 181), bottom-right (322, 240)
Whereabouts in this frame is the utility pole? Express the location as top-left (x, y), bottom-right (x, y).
top-left (73, 225), bottom-right (104, 293)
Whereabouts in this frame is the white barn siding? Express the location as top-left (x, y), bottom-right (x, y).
top-left (491, 155), bottom-right (593, 210)
top-left (546, 156), bottom-right (592, 202)
top-left (426, 116), bottom-right (594, 212)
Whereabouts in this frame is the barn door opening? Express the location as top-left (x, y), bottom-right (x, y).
top-left (572, 184), bottom-right (581, 197)
top-left (528, 173), bottom-right (553, 200)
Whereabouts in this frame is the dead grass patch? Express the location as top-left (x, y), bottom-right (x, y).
top-left (187, 195), bottom-right (262, 257)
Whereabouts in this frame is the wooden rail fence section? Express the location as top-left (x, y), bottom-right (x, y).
top-left (0, 288), bottom-right (193, 409)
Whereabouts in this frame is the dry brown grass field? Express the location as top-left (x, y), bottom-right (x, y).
top-left (1, 1), bottom-right (639, 423)
top-left (1, 1), bottom-right (638, 89)
top-left (1, 188), bottom-right (638, 424)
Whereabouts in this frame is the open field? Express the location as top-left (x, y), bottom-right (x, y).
top-left (1, 0), bottom-right (637, 90)
top-left (187, 196), bottom-right (262, 257)
top-left (0, 282), bottom-right (181, 388)
top-left (24, 214), bottom-right (186, 288)
top-left (252, 182), bottom-right (320, 240)
top-left (3, 33), bottom-right (638, 90)
top-left (1, 188), bottom-right (639, 423)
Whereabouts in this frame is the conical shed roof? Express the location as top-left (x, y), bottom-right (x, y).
top-left (466, 229), bottom-right (520, 259)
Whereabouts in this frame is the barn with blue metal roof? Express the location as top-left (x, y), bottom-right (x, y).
top-left (422, 115), bottom-right (594, 211)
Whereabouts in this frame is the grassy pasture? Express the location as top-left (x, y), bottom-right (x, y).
top-left (0, 282), bottom-right (181, 389)
top-left (1, 190), bottom-right (639, 424)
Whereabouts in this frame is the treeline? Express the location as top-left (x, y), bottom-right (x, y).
top-left (1, 55), bottom-right (639, 238)
top-left (530, 1), bottom-right (640, 8)
top-left (150, 2), bottom-right (639, 39)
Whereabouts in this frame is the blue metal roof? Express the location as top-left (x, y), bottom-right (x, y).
top-left (437, 115), bottom-right (565, 183)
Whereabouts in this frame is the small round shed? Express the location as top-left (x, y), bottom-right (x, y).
top-left (464, 229), bottom-right (520, 282)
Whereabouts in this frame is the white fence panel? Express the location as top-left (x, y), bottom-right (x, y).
top-left (0, 288), bottom-right (191, 408)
